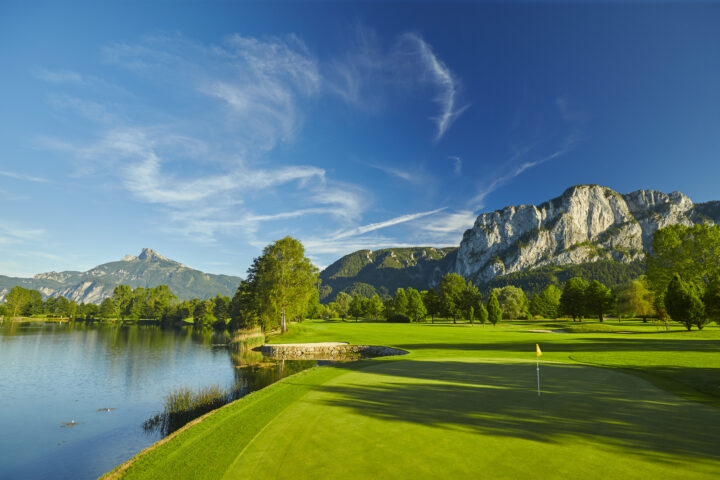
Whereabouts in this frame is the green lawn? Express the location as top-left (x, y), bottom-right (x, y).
top-left (107, 319), bottom-right (720, 479)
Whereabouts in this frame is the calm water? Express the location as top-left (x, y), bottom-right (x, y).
top-left (0, 322), bottom-right (314, 480)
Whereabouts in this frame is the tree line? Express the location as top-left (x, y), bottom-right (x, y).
top-left (0, 283), bottom-right (235, 328)
top-left (318, 273), bottom-right (503, 325)
top-left (3, 224), bottom-right (720, 332)
top-left (1, 287), bottom-right (89, 320)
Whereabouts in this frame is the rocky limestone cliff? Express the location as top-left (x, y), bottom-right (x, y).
top-left (456, 185), bottom-right (719, 284)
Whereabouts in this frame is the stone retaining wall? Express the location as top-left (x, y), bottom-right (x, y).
top-left (259, 342), bottom-right (407, 360)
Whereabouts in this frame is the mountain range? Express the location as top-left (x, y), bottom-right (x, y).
top-left (4, 185), bottom-right (719, 304)
top-left (320, 185), bottom-right (720, 299)
top-left (0, 248), bottom-right (241, 303)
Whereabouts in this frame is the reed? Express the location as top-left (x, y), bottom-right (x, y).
top-left (230, 327), bottom-right (265, 344)
top-left (143, 385), bottom-right (236, 436)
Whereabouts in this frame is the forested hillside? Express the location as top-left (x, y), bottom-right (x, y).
top-left (319, 247), bottom-right (457, 301)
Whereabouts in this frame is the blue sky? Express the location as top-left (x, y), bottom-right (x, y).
top-left (1, 1), bottom-right (720, 277)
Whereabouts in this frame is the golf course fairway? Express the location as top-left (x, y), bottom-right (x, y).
top-left (105, 320), bottom-right (720, 479)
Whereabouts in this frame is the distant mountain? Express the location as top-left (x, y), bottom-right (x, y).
top-left (0, 248), bottom-right (242, 304)
top-left (319, 247), bottom-right (457, 301)
top-left (319, 185), bottom-right (720, 300)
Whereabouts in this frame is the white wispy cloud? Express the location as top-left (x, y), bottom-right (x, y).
top-left (0, 224), bottom-right (45, 242)
top-left (332, 207), bottom-right (446, 240)
top-left (448, 156), bottom-right (462, 175)
top-left (303, 236), bottom-right (424, 257)
top-left (328, 26), bottom-right (468, 140)
top-left (48, 126), bottom-right (331, 241)
top-left (555, 95), bottom-right (589, 123)
top-left (326, 23), bottom-right (385, 108)
top-left (309, 185), bottom-right (368, 222)
top-left (46, 94), bottom-right (120, 124)
top-left (36, 30), bottom-right (467, 266)
top-left (470, 133), bottom-right (581, 208)
top-left (412, 209), bottom-right (477, 245)
top-left (366, 163), bottom-right (430, 185)
top-left (0, 170), bottom-right (48, 183)
top-left (40, 34), bottom-right (359, 244)
top-left (32, 68), bottom-right (85, 84)
top-left (397, 33), bottom-right (469, 141)
top-left (101, 33), bottom-right (322, 154)
top-left (420, 209), bottom-right (476, 234)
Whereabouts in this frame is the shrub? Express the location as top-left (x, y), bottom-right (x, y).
top-left (387, 314), bottom-right (411, 323)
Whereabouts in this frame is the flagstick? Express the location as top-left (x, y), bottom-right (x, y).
top-left (536, 354), bottom-right (541, 397)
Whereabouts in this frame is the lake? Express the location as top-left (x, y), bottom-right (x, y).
top-left (0, 322), bottom-right (314, 480)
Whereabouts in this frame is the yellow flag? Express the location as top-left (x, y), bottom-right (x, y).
top-left (536, 344), bottom-right (542, 357)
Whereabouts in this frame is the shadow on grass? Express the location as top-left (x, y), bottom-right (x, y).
top-left (393, 338), bottom-right (720, 353)
top-left (318, 360), bottom-right (720, 465)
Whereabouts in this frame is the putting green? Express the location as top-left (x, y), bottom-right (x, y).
top-left (108, 320), bottom-right (720, 479)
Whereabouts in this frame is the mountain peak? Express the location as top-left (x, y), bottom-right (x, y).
top-left (138, 248), bottom-right (170, 262)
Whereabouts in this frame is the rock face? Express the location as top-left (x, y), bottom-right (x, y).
top-left (456, 185), bottom-right (720, 284)
top-left (260, 342), bottom-right (408, 360)
top-left (0, 249), bottom-right (241, 304)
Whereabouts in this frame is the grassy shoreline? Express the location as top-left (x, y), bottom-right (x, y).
top-left (106, 318), bottom-right (720, 479)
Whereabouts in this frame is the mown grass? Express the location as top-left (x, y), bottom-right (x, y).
top-left (107, 318), bottom-right (720, 480)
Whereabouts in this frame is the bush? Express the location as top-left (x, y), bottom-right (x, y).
top-left (387, 314), bottom-right (411, 323)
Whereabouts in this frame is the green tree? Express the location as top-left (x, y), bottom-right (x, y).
top-left (704, 274), bottom-right (720, 325)
top-left (128, 287), bottom-right (148, 320)
top-left (193, 299), bottom-right (215, 327)
top-left (44, 296), bottom-right (58, 317)
top-left (56, 296), bottom-right (71, 319)
top-left (529, 284), bottom-right (562, 319)
top-left (476, 302), bottom-right (489, 326)
top-left (112, 285), bottom-right (133, 321)
top-left (560, 277), bottom-right (589, 321)
top-left (213, 295), bottom-right (231, 326)
top-left (616, 276), bottom-right (654, 322)
top-left (23, 290), bottom-right (43, 316)
top-left (367, 294), bottom-right (384, 320)
top-left (146, 285), bottom-right (176, 320)
top-left (462, 282), bottom-right (482, 324)
top-left (5, 286), bottom-right (30, 318)
top-left (439, 273), bottom-right (466, 323)
top-left (349, 295), bottom-right (364, 322)
top-left (67, 300), bottom-right (78, 320)
top-left (335, 292), bottom-right (352, 320)
top-left (487, 293), bottom-right (502, 326)
top-left (422, 289), bottom-right (441, 323)
top-left (646, 224), bottom-right (720, 298)
top-left (406, 288), bottom-right (427, 322)
top-left (79, 302), bottom-right (99, 320)
top-left (382, 298), bottom-right (394, 320)
top-left (99, 298), bottom-right (117, 319)
top-left (393, 288), bottom-right (409, 317)
top-left (585, 280), bottom-right (614, 322)
top-left (230, 279), bottom-right (260, 329)
top-left (491, 286), bottom-right (529, 319)
top-left (250, 236), bottom-right (319, 333)
top-left (304, 288), bottom-right (323, 319)
top-left (664, 274), bottom-right (707, 330)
